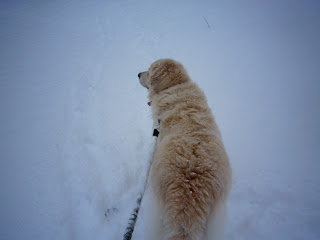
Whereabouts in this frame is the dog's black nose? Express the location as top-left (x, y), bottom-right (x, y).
top-left (138, 72), bottom-right (141, 78)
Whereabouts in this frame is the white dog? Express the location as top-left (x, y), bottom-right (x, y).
top-left (138, 59), bottom-right (231, 240)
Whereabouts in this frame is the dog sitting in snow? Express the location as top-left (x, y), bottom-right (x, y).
top-left (138, 59), bottom-right (231, 240)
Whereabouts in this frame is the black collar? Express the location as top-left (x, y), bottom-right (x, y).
top-left (153, 119), bottom-right (160, 137)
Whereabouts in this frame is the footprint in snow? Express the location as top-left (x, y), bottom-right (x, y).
top-left (105, 207), bottom-right (119, 221)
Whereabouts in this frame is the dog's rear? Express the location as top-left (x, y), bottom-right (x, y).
top-left (139, 59), bottom-right (231, 240)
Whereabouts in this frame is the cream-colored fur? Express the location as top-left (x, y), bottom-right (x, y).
top-left (139, 59), bottom-right (232, 240)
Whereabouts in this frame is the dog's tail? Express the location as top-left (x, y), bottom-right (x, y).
top-left (161, 172), bottom-right (220, 240)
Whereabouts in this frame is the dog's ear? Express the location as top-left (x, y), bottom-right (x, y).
top-left (149, 59), bottom-right (190, 94)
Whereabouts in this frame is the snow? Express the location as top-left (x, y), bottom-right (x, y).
top-left (1, 0), bottom-right (320, 239)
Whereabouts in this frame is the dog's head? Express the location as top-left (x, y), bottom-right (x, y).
top-left (138, 59), bottom-right (190, 94)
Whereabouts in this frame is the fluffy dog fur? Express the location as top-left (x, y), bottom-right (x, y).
top-left (138, 59), bottom-right (231, 240)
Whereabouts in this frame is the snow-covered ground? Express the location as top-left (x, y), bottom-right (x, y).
top-left (1, 1), bottom-right (320, 239)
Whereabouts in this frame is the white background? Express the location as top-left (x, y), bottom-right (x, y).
top-left (1, 1), bottom-right (319, 239)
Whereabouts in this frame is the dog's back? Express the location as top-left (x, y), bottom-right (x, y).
top-left (150, 82), bottom-right (231, 240)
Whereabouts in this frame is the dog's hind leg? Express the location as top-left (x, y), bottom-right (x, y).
top-left (145, 186), bottom-right (165, 240)
top-left (204, 201), bottom-right (227, 240)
